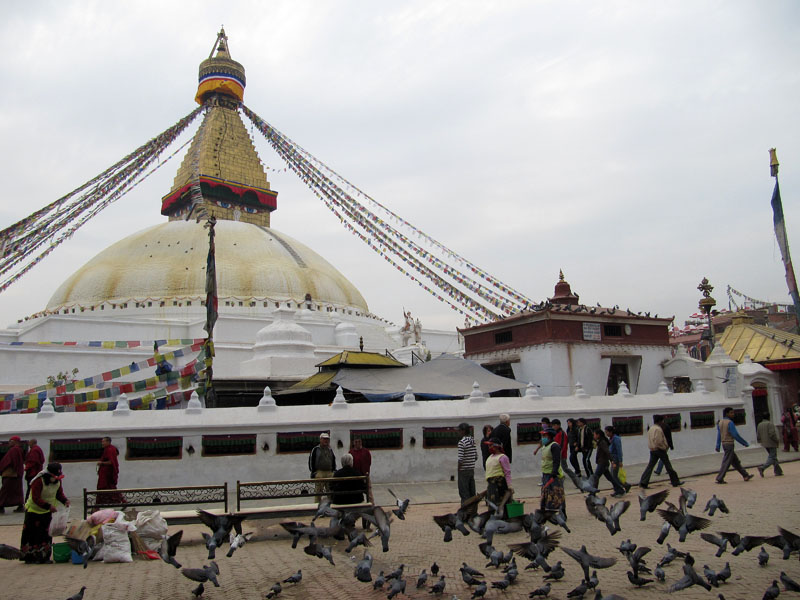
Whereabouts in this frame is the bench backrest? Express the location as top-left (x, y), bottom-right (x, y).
top-left (236, 476), bottom-right (369, 511)
top-left (83, 483), bottom-right (228, 518)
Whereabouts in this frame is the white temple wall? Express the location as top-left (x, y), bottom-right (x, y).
top-left (0, 391), bottom-right (755, 492)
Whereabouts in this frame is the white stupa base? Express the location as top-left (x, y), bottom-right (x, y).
top-left (240, 356), bottom-right (319, 378)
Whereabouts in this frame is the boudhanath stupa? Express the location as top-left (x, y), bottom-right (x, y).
top-left (0, 30), bottom-right (462, 406)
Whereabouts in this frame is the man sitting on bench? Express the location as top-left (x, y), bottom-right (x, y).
top-left (331, 454), bottom-right (365, 505)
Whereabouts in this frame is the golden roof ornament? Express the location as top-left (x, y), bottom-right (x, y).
top-left (195, 27), bottom-right (247, 105)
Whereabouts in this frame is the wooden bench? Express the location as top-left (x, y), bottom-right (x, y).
top-left (83, 483), bottom-right (228, 524)
top-left (236, 476), bottom-right (372, 520)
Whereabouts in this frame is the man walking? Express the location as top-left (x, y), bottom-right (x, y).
top-left (577, 418), bottom-right (594, 477)
top-left (756, 415), bottom-right (783, 477)
top-left (493, 414), bottom-right (513, 463)
top-left (456, 423), bottom-right (478, 502)
top-left (639, 414), bottom-right (684, 488)
top-left (97, 436), bottom-right (123, 504)
top-left (715, 407), bottom-right (753, 484)
top-left (566, 418), bottom-right (582, 477)
top-left (23, 438), bottom-right (45, 499)
top-left (309, 433), bottom-right (336, 502)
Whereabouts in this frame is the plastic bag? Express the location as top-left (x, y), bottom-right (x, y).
top-left (100, 520), bottom-right (135, 563)
top-left (88, 508), bottom-right (118, 526)
top-left (618, 466), bottom-right (627, 485)
top-left (133, 510), bottom-right (168, 551)
top-left (48, 506), bottom-right (70, 537)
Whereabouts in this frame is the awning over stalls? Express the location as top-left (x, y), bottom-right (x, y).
top-left (332, 354), bottom-right (527, 401)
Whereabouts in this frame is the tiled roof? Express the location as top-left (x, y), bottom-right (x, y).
top-left (719, 323), bottom-right (800, 363)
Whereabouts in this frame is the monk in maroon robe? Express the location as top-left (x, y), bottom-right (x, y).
top-left (96, 437), bottom-right (124, 504)
top-left (0, 435), bottom-right (25, 512)
top-left (24, 438), bottom-right (45, 498)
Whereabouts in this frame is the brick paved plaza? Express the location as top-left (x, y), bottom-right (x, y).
top-left (2, 450), bottom-right (800, 600)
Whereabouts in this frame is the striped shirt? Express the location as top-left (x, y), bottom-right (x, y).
top-left (458, 436), bottom-right (478, 471)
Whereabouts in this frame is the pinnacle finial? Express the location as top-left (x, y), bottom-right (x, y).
top-left (196, 29), bottom-right (246, 105)
top-left (559, 269), bottom-right (565, 281)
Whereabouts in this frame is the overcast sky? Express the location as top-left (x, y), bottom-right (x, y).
top-left (1, 1), bottom-right (799, 332)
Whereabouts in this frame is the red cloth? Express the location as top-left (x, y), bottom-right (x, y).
top-left (97, 445), bottom-right (119, 489)
top-left (554, 430), bottom-right (569, 460)
top-left (24, 445), bottom-right (45, 481)
top-left (349, 447), bottom-right (372, 476)
top-left (0, 445), bottom-right (25, 507)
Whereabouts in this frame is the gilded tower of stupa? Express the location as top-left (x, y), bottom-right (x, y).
top-left (160, 29), bottom-right (278, 227)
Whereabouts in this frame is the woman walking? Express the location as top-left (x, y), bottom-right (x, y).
top-left (20, 463), bottom-right (70, 564)
top-left (592, 428), bottom-right (628, 497)
top-left (539, 427), bottom-right (566, 514)
top-left (484, 438), bottom-right (512, 514)
top-left (781, 408), bottom-right (799, 452)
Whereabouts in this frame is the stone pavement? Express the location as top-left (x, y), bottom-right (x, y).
top-left (1, 447), bottom-right (799, 600)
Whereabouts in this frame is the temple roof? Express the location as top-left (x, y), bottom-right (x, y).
top-left (718, 321), bottom-right (800, 363)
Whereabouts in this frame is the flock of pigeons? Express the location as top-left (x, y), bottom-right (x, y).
top-left (2, 474), bottom-right (800, 599)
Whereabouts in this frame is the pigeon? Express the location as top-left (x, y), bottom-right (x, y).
top-left (471, 581), bottom-right (487, 599)
top-left (491, 578), bottom-right (510, 591)
top-left (226, 531), bottom-right (253, 557)
top-left (657, 507), bottom-right (712, 542)
top-left (658, 544), bottom-right (682, 567)
top-left (703, 565), bottom-right (720, 587)
top-left (656, 521), bottom-right (672, 544)
top-left (443, 525), bottom-right (453, 542)
top-left (758, 546), bottom-right (769, 566)
top-left (373, 572), bottom-right (386, 590)
top-left (0, 543), bottom-right (23, 560)
top-left (586, 498), bottom-right (630, 535)
top-left (680, 487), bottom-right (697, 509)
top-left (720, 532), bottom-right (773, 556)
top-left (190, 583), bottom-right (204, 598)
top-left (312, 498), bottom-right (342, 523)
top-left (370, 506), bottom-right (392, 552)
top-left (431, 562), bottom-right (440, 576)
top-left (461, 568), bottom-right (485, 586)
top-left (265, 582), bottom-right (282, 599)
top-left (417, 569), bottom-right (429, 588)
top-left (181, 562), bottom-right (220, 588)
top-left (462, 563), bottom-right (484, 578)
top-left (567, 580), bottom-right (589, 598)
top-left (667, 560), bottom-right (711, 592)
top-left (65, 587), bottom-right (87, 600)
top-left (283, 570), bottom-right (302, 584)
top-left (777, 526), bottom-right (800, 556)
top-left (529, 582), bottom-right (551, 597)
top-left (65, 535), bottom-right (96, 569)
top-left (387, 488), bottom-right (410, 520)
top-left (627, 570), bottom-right (654, 587)
top-left (561, 545), bottom-right (618, 582)
top-left (157, 530), bottom-right (183, 568)
top-left (700, 532), bottom-right (730, 557)
top-left (638, 489), bottom-right (670, 521)
top-left (781, 571), bottom-right (800, 592)
top-left (196, 510), bottom-right (245, 560)
top-left (430, 575), bottom-right (446, 594)
top-left (345, 531), bottom-right (373, 553)
top-left (654, 564), bottom-right (665, 582)
top-left (704, 495), bottom-right (729, 517)
top-left (587, 571), bottom-right (599, 590)
top-left (355, 550), bottom-right (373, 582)
top-left (387, 564), bottom-right (405, 581)
top-left (565, 470), bottom-right (599, 494)
top-left (483, 517), bottom-right (524, 544)
top-left (763, 580), bottom-right (780, 600)
top-left (543, 561), bottom-right (565, 580)
top-left (717, 562), bottom-right (731, 583)
top-left (319, 544), bottom-right (335, 566)
top-left (623, 546), bottom-right (652, 578)
top-left (617, 539), bottom-right (637, 554)
top-left (387, 578), bottom-right (406, 600)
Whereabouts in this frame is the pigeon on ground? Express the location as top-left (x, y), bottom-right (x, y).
top-left (386, 564), bottom-right (405, 581)
top-left (700, 532), bottom-right (729, 557)
top-left (528, 582), bottom-right (551, 597)
top-left (429, 575), bottom-right (446, 594)
top-left (763, 580), bottom-right (780, 600)
top-left (226, 531), bottom-right (253, 557)
top-left (373, 572), bottom-right (386, 590)
top-left (717, 562), bottom-right (731, 583)
top-left (283, 569), bottom-right (302, 584)
top-left (781, 571), bottom-right (800, 592)
top-left (758, 546), bottom-right (769, 566)
top-left (704, 495), bottom-right (729, 517)
top-left (417, 569), bottom-right (428, 588)
top-left (623, 546), bottom-right (652, 578)
top-left (461, 568), bottom-right (484, 586)
top-left (471, 581), bottom-right (487, 599)
top-left (627, 570), bottom-right (654, 587)
top-left (638, 489), bottom-right (670, 521)
top-left (680, 487), bottom-right (697, 509)
top-left (355, 550), bottom-right (373, 582)
top-left (462, 563), bottom-right (484, 578)
top-left (491, 578), bottom-right (510, 591)
top-left (654, 564), bottom-right (665, 582)
top-left (387, 578), bottom-right (406, 600)
top-left (667, 560), bottom-right (711, 592)
top-left (0, 543), bottom-right (23, 560)
top-left (387, 488), bottom-right (410, 520)
top-left (431, 562), bottom-right (439, 576)
top-left (181, 562), bottom-right (220, 588)
top-left (703, 565), bottom-right (720, 587)
top-left (65, 587), bottom-right (87, 600)
top-left (587, 571), bottom-right (599, 590)
top-left (567, 580), bottom-right (589, 598)
top-left (543, 561), bottom-right (565, 580)
top-left (190, 583), bottom-right (204, 598)
top-left (265, 582), bottom-right (282, 599)
top-left (561, 545), bottom-right (618, 582)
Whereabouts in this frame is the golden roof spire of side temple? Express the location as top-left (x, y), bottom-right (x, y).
top-left (162, 30), bottom-right (277, 226)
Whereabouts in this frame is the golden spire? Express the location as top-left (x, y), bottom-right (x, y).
top-left (195, 27), bottom-right (247, 105)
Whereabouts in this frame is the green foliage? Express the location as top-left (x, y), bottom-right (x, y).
top-left (46, 368), bottom-right (79, 386)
